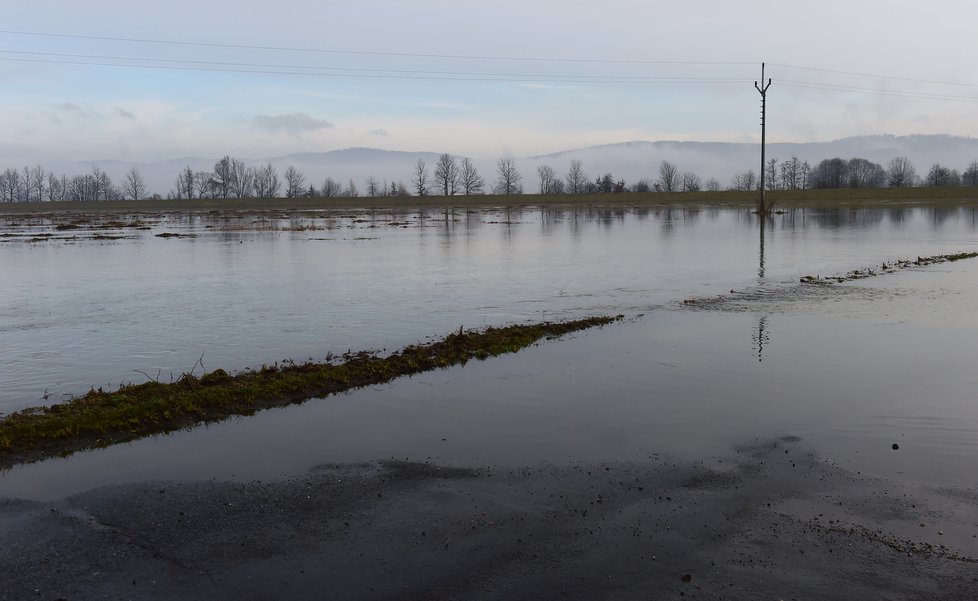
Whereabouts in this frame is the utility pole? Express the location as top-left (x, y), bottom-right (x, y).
top-left (754, 63), bottom-right (772, 213)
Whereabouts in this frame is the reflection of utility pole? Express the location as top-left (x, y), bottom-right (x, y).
top-left (752, 315), bottom-right (769, 363)
top-left (758, 216), bottom-right (766, 279)
top-left (754, 63), bottom-right (772, 214)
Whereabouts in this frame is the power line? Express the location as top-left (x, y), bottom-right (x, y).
top-left (3, 29), bottom-right (977, 103)
top-left (4, 54), bottom-right (975, 103)
top-left (0, 56), bottom-right (750, 85)
top-left (6, 30), bottom-right (975, 91)
top-left (0, 50), bottom-right (749, 82)
top-left (779, 80), bottom-right (978, 104)
top-left (770, 62), bottom-right (978, 92)
top-left (0, 29), bottom-right (755, 66)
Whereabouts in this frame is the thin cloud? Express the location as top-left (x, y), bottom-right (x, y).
top-left (368, 128), bottom-right (390, 137)
top-left (252, 113), bottom-right (334, 134)
top-left (117, 108), bottom-right (136, 119)
top-left (53, 103), bottom-right (100, 118)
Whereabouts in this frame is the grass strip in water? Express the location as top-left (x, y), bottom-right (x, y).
top-left (799, 251), bottom-right (978, 284)
top-left (0, 315), bottom-right (622, 468)
top-left (681, 251), bottom-right (978, 309)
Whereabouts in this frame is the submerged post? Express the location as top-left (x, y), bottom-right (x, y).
top-left (754, 63), bottom-right (772, 213)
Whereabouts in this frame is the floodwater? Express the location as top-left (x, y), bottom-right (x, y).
top-left (2, 204), bottom-right (978, 500)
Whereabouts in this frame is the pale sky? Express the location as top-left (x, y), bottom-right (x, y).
top-left (2, 0), bottom-right (978, 164)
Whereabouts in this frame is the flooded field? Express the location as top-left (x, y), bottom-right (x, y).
top-left (2, 204), bottom-right (978, 498)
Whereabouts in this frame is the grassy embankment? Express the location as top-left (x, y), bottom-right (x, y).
top-left (3, 187), bottom-right (978, 215)
top-left (0, 316), bottom-right (622, 468)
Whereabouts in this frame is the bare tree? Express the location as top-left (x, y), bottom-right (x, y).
top-left (91, 166), bottom-right (113, 201)
top-left (365, 177), bottom-right (380, 198)
top-left (346, 179), bottom-right (359, 197)
top-left (926, 163), bottom-right (959, 187)
top-left (396, 181), bottom-right (410, 197)
top-left (27, 165), bottom-right (46, 201)
top-left (704, 178), bottom-right (722, 192)
top-left (0, 168), bottom-right (20, 202)
top-left (18, 165), bottom-right (45, 202)
top-left (779, 157), bottom-right (802, 190)
top-left (631, 179), bottom-right (652, 193)
top-left (21, 166), bottom-right (35, 202)
top-left (58, 174), bottom-right (69, 202)
top-left (537, 164), bottom-right (556, 195)
top-left (657, 161), bottom-right (679, 192)
top-left (194, 171), bottom-right (214, 199)
top-left (494, 157), bottom-right (522, 195)
top-left (731, 170), bottom-right (758, 191)
top-left (681, 171), bottom-right (701, 192)
top-left (284, 166), bottom-right (305, 198)
top-left (321, 177), bottom-right (342, 198)
top-left (231, 159), bottom-right (253, 199)
top-left (433, 153), bottom-right (458, 196)
top-left (764, 158), bottom-right (779, 191)
top-left (122, 167), bottom-right (147, 200)
top-left (887, 156), bottom-right (917, 188)
top-left (413, 159), bottom-right (429, 196)
top-left (962, 161), bottom-right (978, 186)
top-left (47, 172), bottom-right (63, 202)
top-left (253, 163), bottom-right (280, 198)
top-left (66, 174), bottom-right (87, 201)
top-left (800, 161), bottom-right (811, 190)
top-left (459, 158), bottom-right (485, 195)
top-left (847, 158), bottom-right (886, 188)
top-left (177, 166), bottom-right (195, 199)
top-left (811, 158), bottom-right (847, 189)
top-left (212, 155), bottom-right (235, 199)
top-left (166, 175), bottom-right (183, 200)
top-left (566, 160), bottom-right (587, 194)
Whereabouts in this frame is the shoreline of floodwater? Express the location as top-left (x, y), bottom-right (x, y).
top-left (0, 316), bottom-right (622, 469)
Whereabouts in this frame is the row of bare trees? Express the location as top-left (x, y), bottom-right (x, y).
top-left (171, 157), bottom-right (298, 200)
top-left (731, 156), bottom-right (978, 192)
top-left (5, 154), bottom-right (978, 203)
top-left (411, 154), bottom-right (488, 196)
top-left (0, 165), bottom-right (151, 202)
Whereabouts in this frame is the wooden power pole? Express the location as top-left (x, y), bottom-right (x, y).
top-left (754, 63), bottom-right (772, 213)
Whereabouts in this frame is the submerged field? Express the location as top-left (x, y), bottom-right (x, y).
top-left (2, 199), bottom-right (978, 598)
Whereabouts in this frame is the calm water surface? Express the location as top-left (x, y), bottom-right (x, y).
top-left (2, 205), bottom-right (977, 499)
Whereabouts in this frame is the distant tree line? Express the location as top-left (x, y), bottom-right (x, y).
top-left (0, 165), bottom-right (153, 202)
top-left (3, 153), bottom-right (978, 203)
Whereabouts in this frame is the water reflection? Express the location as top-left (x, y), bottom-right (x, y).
top-left (2, 205), bottom-right (978, 413)
top-left (757, 216), bottom-right (767, 280)
top-left (753, 217), bottom-right (771, 362)
top-left (752, 315), bottom-right (770, 362)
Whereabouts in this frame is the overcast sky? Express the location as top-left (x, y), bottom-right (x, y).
top-left (2, 0), bottom-right (978, 164)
